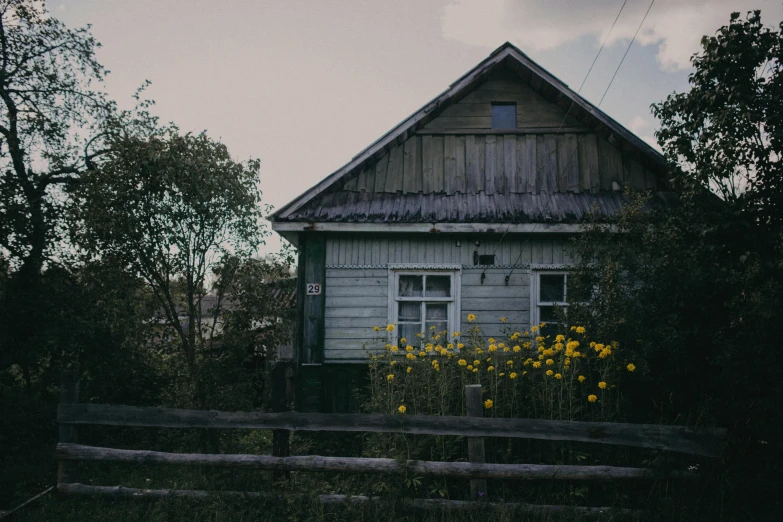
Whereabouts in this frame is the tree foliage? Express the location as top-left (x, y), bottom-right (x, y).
top-left (72, 129), bottom-right (268, 406)
top-left (652, 10), bottom-right (783, 262)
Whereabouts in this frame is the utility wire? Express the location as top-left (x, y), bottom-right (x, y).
top-left (505, 0), bottom-right (635, 282)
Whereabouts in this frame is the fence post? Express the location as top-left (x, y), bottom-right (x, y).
top-left (57, 371), bottom-right (80, 486)
top-left (464, 384), bottom-right (487, 500)
top-left (270, 361), bottom-right (292, 480)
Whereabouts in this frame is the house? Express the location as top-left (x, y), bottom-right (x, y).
top-left (269, 42), bottom-right (671, 412)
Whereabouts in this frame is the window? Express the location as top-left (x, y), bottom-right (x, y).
top-left (491, 103), bottom-right (516, 129)
top-left (531, 271), bottom-right (568, 338)
top-left (389, 269), bottom-right (460, 345)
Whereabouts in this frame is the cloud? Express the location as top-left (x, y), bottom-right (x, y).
top-left (628, 115), bottom-right (651, 135)
top-left (442, 0), bottom-right (783, 71)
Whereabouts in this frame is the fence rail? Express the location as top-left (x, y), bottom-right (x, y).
top-left (57, 403), bottom-right (724, 457)
top-left (54, 372), bottom-right (726, 513)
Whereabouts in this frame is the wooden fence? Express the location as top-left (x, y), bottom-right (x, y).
top-left (55, 373), bottom-right (726, 515)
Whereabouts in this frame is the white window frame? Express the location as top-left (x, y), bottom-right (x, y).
top-left (387, 266), bottom-right (461, 346)
top-left (530, 269), bottom-right (570, 331)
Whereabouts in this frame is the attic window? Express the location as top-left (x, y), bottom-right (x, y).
top-left (491, 103), bottom-right (516, 129)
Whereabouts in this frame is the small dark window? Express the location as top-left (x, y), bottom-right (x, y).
top-left (478, 254), bottom-right (495, 266)
top-left (491, 103), bottom-right (516, 129)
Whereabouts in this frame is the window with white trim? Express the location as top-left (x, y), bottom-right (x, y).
top-left (389, 269), bottom-right (460, 345)
top-left (531, 271), bottom-right (569, 338)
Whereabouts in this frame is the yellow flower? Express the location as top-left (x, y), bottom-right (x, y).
top-left (458, 359), bottom-right (467, 366)
top-left (503, 346), bottom-right (510, 353)
top-left (522, 371), bottom-right (527, 375)
top-left (418, 351), bottom-right (426, 357)
top-left (545, 358), bottom-right (554, 366)
top-left (532, 361), bottom-right (542, 368)
top-left (373, 326), bottom-right (380, 332)
top-left (488, 344), bottom-right (497, 353)
top-left (563, 358), bottom-right (571, 366)
top-left (573, 351), bottom-right (582, 358)
top-left (472, 368), bottom-right (478, 373)
top-left (386, 324), bottom-right (395, 332)
top-left (390, 361), bottom-right (397, 366)
top-left (499, 372), bottom-right (505, 377)
top-left (546, 369), bottom-right (554, 376)
top-left (539, 322), bottom-right (546, 328)
top-left (447, 343), bottom-right (454, 349)
top-left (513, 345), bottom-right (521, 353)
top-left (467, 365), bottom-right (473, 371)
top-left (594, 343), bottom-right (604, 353)
top-left (598, 381), bottom-right (607, 389)
top-left (405, 346), bottom-right (414, 353)
top-left (487, 366), bottom-right (495, 372)
top-left (416, 332), bottom-right (423, 338)
top-left (484, 399), bottom-right (493, 409)
top-left (531, 326), bottom-right (538, 332)
top-left (500, 317), bottom-right (507, 323)
top-left (576, 326), bottom-right (586, 334)
top-left (523, 358), bottom-right (532, 366)
top-left (400, 337), bottom-right (407, 344)
top-left (587, 394), bottom-right (598, 403)
top-left (457, 343), bottom-right (465, 349)
top-left (390, 346), bottom-right (399, 353)
top-left (554, 373), bottom-right (562, 380)
top-left (506, 360), bottom-right (513, 366)
top-left (452, 331), bottom-right (461, 337)
top-left (509, 372), bottom-right (518, 379)
top-left (406, 353), bottom-right (415, 360)
top-left (406, 367), bottom-right (412, 373)
top-left (570, 326), bottom-right (576, 331)
top-left (555, 334), bottom-right (565, 342)
top-left (488, 338), bottom-right (496, 343)
top-left (475, 348), bottom-right (484, 355)
top-left (386, 374), bottom-right (394, 382)
top-left (398, 405), bottom-right (407, 414)
top-left (578, 375), bottom-right (586, 382)
top-left (538, 354), bottom-right (544, 360)
top-left (626, 363), bottom-right (636, 372)
top-left (510, 332), bottom-right (520, 340)
top-left (599, 348), bottom-right (612, 359)
top-left (467, 314), bottom-right (476, 322)
top-left (473, 360), bottom-right (480, 366)
top-left (535, 336), bottom-right (545, 343)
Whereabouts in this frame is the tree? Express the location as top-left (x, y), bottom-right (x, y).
top-left (652, 10), bottom-right (783, 264)
top-left (72, 129), bottom-right (267, 407)
top-left (0, 1), bottom-right (116, 373)
top-left (569, 13), bottom-right (783, 518)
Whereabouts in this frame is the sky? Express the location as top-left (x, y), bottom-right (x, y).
top-left (55, 0), bottom-right (783, 254)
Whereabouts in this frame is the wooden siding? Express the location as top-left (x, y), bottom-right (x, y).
top-left (423, 69), bottom-right (580, 130)
top-left (322, 236), bottom-right (574, 360)
top-left (336, 131), bottom-right (654, 197)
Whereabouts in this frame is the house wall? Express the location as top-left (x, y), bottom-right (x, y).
top-left (322, 234), bottom-right (574, 361)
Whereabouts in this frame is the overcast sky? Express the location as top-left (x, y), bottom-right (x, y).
top-left (55, 0), bottom-right (783, 253)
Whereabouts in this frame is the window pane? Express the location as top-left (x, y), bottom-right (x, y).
top-left (491, 103), bottom-right (516, 129)
top-left (398, 302), bottom-right (421, 322)
top-left (539, 306), bottom-right (558, 323)
top-left (425, 275), bottom-right (451, 297)
top-left (399, 323), bottom-right (421, 345)
top-left (425, 303), bottom-right (448, 320)
top-left (399, 275), bottom-right (423, 297)
top-left (540, 274), bottom-right (565, 302)
top-left (426, 321), bottom-right (448, 335)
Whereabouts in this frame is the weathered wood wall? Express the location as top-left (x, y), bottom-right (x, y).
top-left (323, 235), bottom-right (573, 361)
top-left (424, 69), bottom-right (580, 130)
top-left (338, 69), bottom-right (658, 197)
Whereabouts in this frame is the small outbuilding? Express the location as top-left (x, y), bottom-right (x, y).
top-left (269, 42), bottom-right (671, 412)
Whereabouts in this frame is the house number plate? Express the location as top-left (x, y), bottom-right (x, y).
top-left (306, 283), bottom-right (322, 295)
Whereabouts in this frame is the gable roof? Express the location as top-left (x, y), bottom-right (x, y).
top-left (270, 42), bottom-right (668, 224)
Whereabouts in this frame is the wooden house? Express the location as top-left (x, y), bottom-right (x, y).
top-left (269, 42), bottom-right (671, 412)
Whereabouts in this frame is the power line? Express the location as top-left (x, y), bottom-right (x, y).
top-left (598, 0), bottom-right (656, 107)
top-left (504, 0), bottom-right (634, 282)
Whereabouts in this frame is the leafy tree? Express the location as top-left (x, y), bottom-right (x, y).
top-left (0, 0), bottom-right (130, 375)
top-left (72, 129), bottom-right (267, 407)
top-left (570, 12), bottom-right (782, 519)
top-left (652, 10), bottom-right (783, 264)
